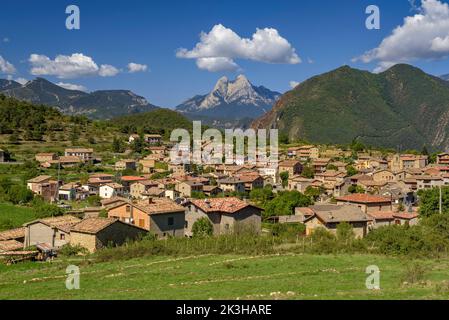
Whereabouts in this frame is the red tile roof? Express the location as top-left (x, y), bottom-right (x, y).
top-left (336, 193), bottom-right (391, 204)
top-left (191, 197), bottom-right (260, 214)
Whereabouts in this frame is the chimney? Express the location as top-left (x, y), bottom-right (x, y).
top-left (205, 199), bottom-right (211, 208)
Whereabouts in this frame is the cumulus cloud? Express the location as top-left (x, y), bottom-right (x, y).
top-left (0, 55), bottom-right (16, 74)
top-left (99, 64), bottom-right (119, 77)
top-left (289, 81), bottom-right (300, 89)
top-left (127, 62), bottom-right (148, 73)
top-left (176, 24), bottom-right (301, 72)
top-left (196, 57), bottom-right (239, 72)
top-left (29, 53), bottom-right (119, 78)
top-left (56, 82), bottom-right (87, 92)
top-left (354, 0), bottom-right (449, 72)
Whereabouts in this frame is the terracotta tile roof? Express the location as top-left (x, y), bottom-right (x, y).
top-left (59, 156), bottom-right (82, 163)
top-left (101, 197), bottom-right (127, 207)
top-left (121, 176), bottom-right (147, 182)
top-left (393, 212), bottom-right (419, 219)
top-left (65, 148), bottom-right (93, 153)
top-left (191, 197), bottom-right (259, 214)
top-left (110, 198), bottom-right (185, 215)
top-left (311, 204), bottom-right (371, 223)
top-left (71, 218), bottom-right (118, 234)
top-left (0, 227), bottom-right (25, 241)
top-left (27, 175), bottom-right (52, 183)
top-left (24, 216), bottom-right (81, 233)
top-left (102, 182), bottom-right (124, 189)
top-left (142, 187), bottom-right (165, 196)
top-left (279, 160), bottom-right (301, 167)
top-left (0, 240), bottom-right (23, 252)
top-left (336, 193), bottom-right (391, 204)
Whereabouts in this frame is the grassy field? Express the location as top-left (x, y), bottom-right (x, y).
top-left (0, 203), bottom-right (36, 230)
top-left (1, 253), bottom-right (449, 300)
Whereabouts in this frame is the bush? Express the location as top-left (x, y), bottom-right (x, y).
top-left (192, 218), bottom-right (213, 238)
top-left (59, 244), bottom-right (88, 257)
top-left (8, 185), bottom-right (34, 205)
top-left (401, 262), bottom-right (427, 285)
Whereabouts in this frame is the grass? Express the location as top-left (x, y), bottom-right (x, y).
top-left (1, 254), bottom-right (449, 300)
top-left (0, 203), bottom-right (36, 230)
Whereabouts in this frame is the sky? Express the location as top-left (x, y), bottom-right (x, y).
top-left (1, 0), bottom-right (449, 107)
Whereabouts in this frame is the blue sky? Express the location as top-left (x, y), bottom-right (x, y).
top-left (1, 0), bottom-right (449, 107)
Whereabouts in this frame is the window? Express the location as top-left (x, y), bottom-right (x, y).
top-left (139, 219), bottom-right (145, 228)
top-left (168, 217), bottom-right (174, 226)
top-left (60, 234), bottom-right (65, 240)
top-left (184, 221), bottom-right (188, 228)
top-left (126, 205), bottom-right (131, 212)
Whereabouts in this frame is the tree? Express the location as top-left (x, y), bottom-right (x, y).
top-left (305, 186), bottom-right (324, 201)
top-left (346, 165), bottom-right (358, 177)
top-left (250, 185), bottom-right (273, 206)
top-left (8, 132), bottom-right (19, 144)
top-left (280, 171), bottom-right (289, 188)
top-left (131, 137), bottom-right (144, 154)
top-left (112, 137), bottom-right (124, 153)
top-left (336, 222), bottom-right (354, 241)
top-left (348, 185), bottom-right (365, 194)
top-left (418, 187), bottom-right (449, 217)
top-left (263, 190), bottom-right (313, 218)
top-left (301, 166), bottom-right (314, 179)
top-left (192, 217), bottom-right (213, 238)
top-left (8, 185), bottom-right (34, 204)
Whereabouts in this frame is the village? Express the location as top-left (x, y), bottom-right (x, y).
top-left (0, 132), bottom-right (444, 263)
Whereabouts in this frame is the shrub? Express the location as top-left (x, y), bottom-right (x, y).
top-left (401, 262), bottom-right (427, 285)
top-left (192, 217), bottom-right (213, 238)
top-left (59, 244), bottom-right (88, 257)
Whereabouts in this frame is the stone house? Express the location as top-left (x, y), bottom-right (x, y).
top-left (185, 197), bottom-right (262, 237)
top-left (335, 194), bottom-right (392, 214)
top-left (175, 181), bottom-right (204, 197)
top-left (35, 153), bottom-right (57, 163)
top-left (139, 158), bottom-right (156, 174)
top-left (279, 160), bottom-right (302, 176)
top-left (64, 148), bottom-right (94, 162)
top-left (115, 159), bottom-right (137, 171)
top-left (107, 198), bottom-right (186, 238)
top-left (130, 180), bottom-right (158, 199)
top-left (70, 218), bottom-right (147, 253)
top-left (23, 216), bottom-right (81, 248)
top-left (27, 175), bottom-right (60, 202)
top-left (300, 204), bottom-right (371, 238)
top-left (217, 177), bottom-right (245, 193)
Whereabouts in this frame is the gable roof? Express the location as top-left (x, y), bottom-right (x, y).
top-left (191, 197), bottom-right (261, 214)
top-left (71, 218), bottom-right (118, 234)
top-left (0, 227), bottom-right (25, 241)
top-left (336, 193), bottom-right (391, 204)
top-left (0, 240), bottom-right (23, 252)
top-left (27, 175), bottom-right (52, 183)
top-left (24, 215), bottom-right (81, 233)
top-left (109, 198), bottom-right (185, 215)
top-left (308, 204), bottom-right (371, 223)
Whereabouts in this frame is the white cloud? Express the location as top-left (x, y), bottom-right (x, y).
top-left (56, 82), bottom-right (87, 91)
top-left (176, 24), bottom-right (301, 72)
top-left (127, 62), bottom-right (148, 73)
top-left (0, 55), bottom-right (16, 74)
top-left (289, 81), bottom-right (300, 89)
top-left (2, 37), bottom-right (9, 43)
top-left (196, 57), bottom-right (239, 72)
top-left (354, 0), bottom-right (449, 72)
top-left (99, 64), bottom-right (119, 77)
top-left (29, 53), bottom-right (119, 78)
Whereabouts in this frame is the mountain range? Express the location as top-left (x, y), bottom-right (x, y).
top-left (0, 78), bottom-right (158, 119)
top-left (252, 64), bottom-right (449, 151)
top-left (176, 75), bottom-right (280, 128)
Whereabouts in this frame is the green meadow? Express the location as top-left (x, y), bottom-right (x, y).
top-left (1, 254), bottom-right (449, 300)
